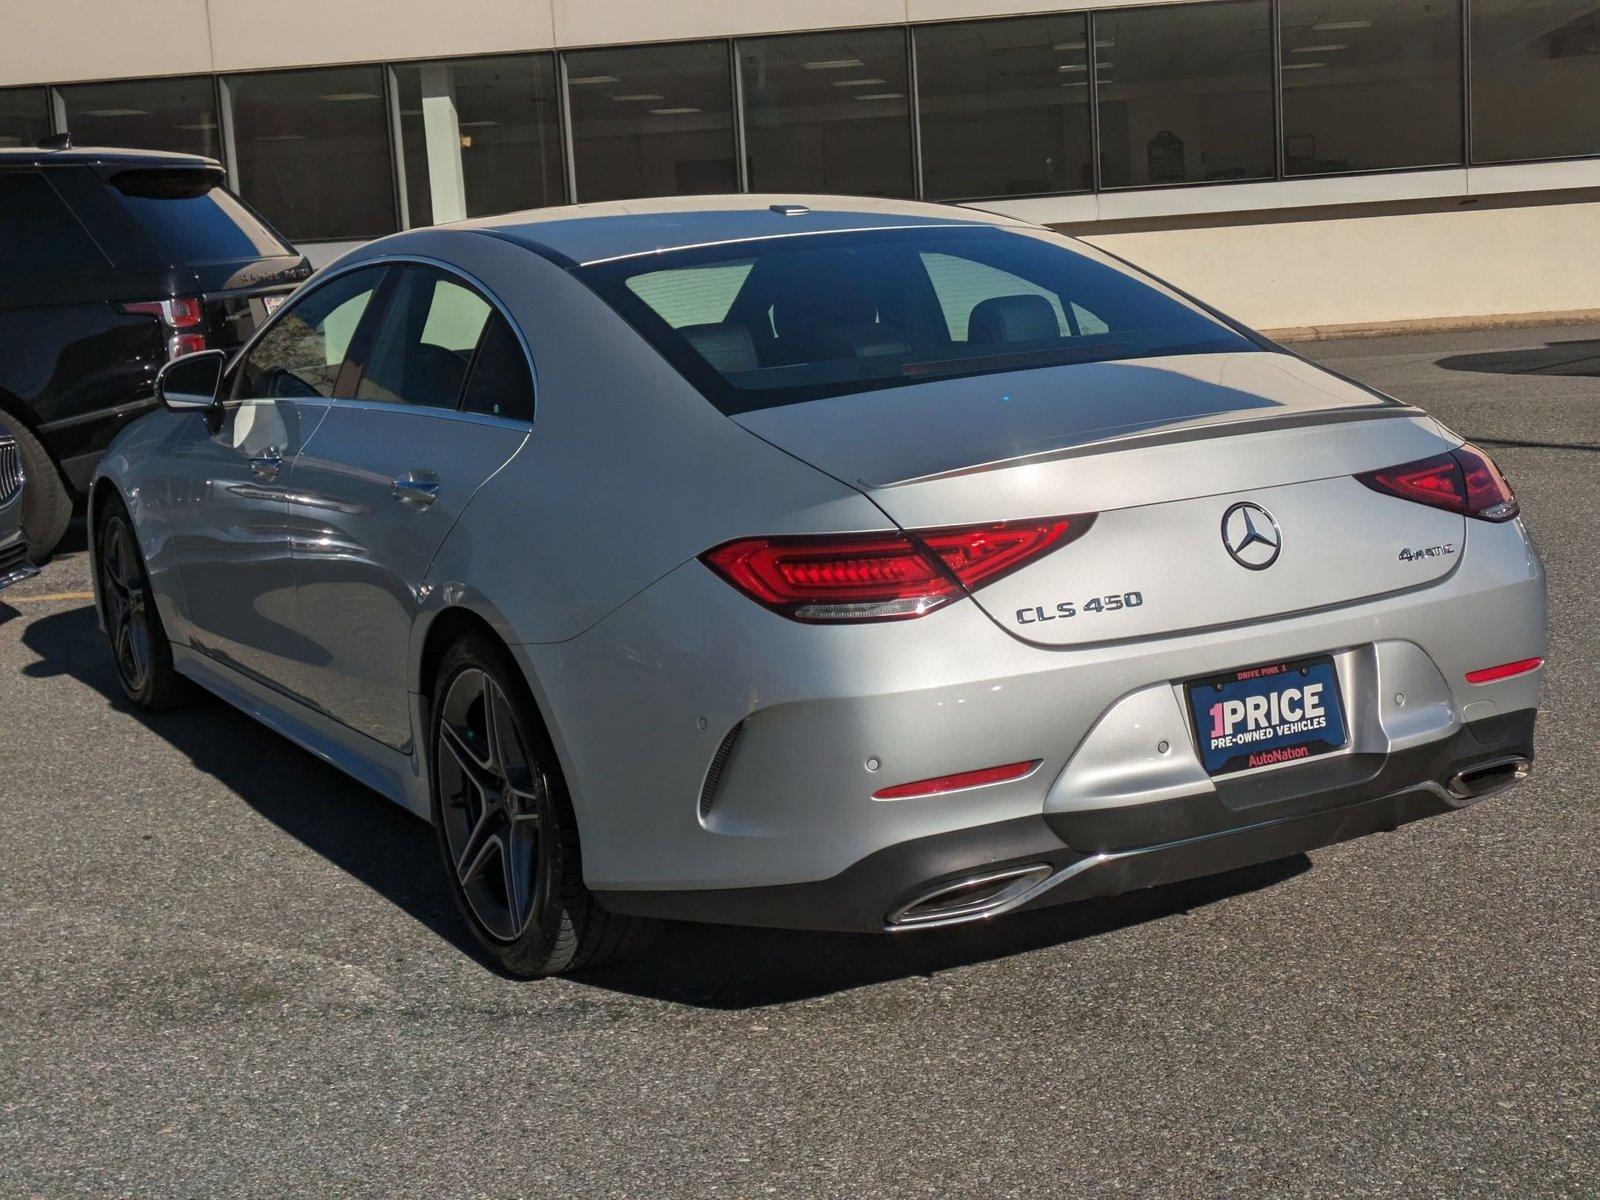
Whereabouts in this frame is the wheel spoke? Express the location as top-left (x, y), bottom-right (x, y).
top-left (115, 528), bottom-right (139, 592)
top-left (503, 821), bottom-right (540, 936)
top-left (439, 717), bottom-right (500, 798)
top-left (505, 765), bottom-right (542, 829)
top-left (127, 612), bottom-right (149, 678)
top-left (481, 682), bottom-right (503, 774)
top-left (101, 579), bottom-right (124, 629)
top-left (458, 832), bottom-right (501, 889)
top-left (113, 618), bottom-right (134, 675)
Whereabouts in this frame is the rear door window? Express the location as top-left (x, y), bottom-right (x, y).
top-left (355, 267), bottom-right (493, 409)
top-left (459, 314), bottom-right (534, 423)
top-left (234, 266), bottom-right (385, 400)
top-left (0, 169), bottom-right (108, 277)
top-left (108, 168), bottom-right (293, 264)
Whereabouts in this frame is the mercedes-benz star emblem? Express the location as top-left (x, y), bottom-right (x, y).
top-left (1221, 501), bottom-right (1281, 570)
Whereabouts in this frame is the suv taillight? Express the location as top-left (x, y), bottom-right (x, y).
top-left (1355, 444), bottom-right (1519, 522)
top-left (120, 296), bottom-right (206, 360)
top-left (701, 515), bottom-right (1095, 623)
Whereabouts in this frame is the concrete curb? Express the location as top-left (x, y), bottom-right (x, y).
top-left (1263, 309), bottom-right (1600, 342)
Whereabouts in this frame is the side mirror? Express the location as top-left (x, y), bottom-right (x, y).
top-left (156, 349), bottom-right (226, 412)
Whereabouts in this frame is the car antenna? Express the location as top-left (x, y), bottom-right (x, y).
top-left (38, 132), bottom-right (72, 150)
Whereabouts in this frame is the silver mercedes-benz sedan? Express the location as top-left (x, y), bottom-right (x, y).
top-left (90, 196), bottom-right (1547, 976)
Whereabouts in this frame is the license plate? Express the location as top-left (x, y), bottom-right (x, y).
top-left (262, 293), bottom-right (286, 315)
top-left (1186, 655), bottom-right (1348, 776)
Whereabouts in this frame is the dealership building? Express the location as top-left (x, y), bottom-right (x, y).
top-left (4, 0), bottom-right (1598, 331)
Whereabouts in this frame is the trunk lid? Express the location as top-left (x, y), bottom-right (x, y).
top-left (734, 351), bottom-right (1467, 646)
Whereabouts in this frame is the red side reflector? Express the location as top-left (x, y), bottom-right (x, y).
top-left (702, 515), bottom-right (1094, 623)
top-left (873, 759), bottom-right (1041, 801)
top-left (1464, 657), bottom-right (1542, 684)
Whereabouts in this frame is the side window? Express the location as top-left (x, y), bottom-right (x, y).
top-left (234, 266), bottom-right (384, 399)
top-left (460, 314), bottom-right (534, 423)
top-left (356, 267), bottom-right (492, 409)
top-left (0, 169), bottom-right (108, 278)
top-left (919, 251), bottom-right (1068, 343)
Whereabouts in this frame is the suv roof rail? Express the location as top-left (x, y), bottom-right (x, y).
top-left (38, 132), bottom-right (72, 150)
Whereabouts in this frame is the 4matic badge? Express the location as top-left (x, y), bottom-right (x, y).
top-left (1398, 542), bottom-right (1456, 563)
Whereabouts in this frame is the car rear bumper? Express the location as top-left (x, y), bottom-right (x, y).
top-left (595, 708), bottom-right (1535, 932)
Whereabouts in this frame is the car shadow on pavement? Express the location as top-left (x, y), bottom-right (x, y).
top-left (1436, 337), bottom-right (1600, 379)
top-left (20, 601), bottom-right (1310, 1008)
top-left (577, 856), bottom-right (1309, 1008)
top-left (18, 601), bottom-right (485, 965)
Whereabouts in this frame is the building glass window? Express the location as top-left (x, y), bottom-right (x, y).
top-left (1280, 0), bottom-right (1463, 175)
top-left (1096, 0), bottom-right (1275, 188)
top-left (916, 15), bottom-right (1094, 200)
top-left (58, 76), bottom-right (219, 158)
top-left (565, 41), bottom-right (738, 201)
top-left (1471, 1), bottom-right (1600, 163)
top-left (392, 54), bottom-right (565, 228)
top-left (738, 28), bottom-right (913, 197)
top-left (225, 66), bottom-right (396, 242)
top-left (0, 88), bottom-right (51, 150)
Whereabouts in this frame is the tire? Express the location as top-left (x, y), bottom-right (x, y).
top-left (429, 635), bottom-right (655, 978)
top-left (7, 420), bottom-right (72, 559)
top-left (95, 494), bottom-right (195, 710)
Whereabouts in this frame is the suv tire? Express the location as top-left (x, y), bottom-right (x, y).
top-left (8, 421), bottom-right (72, 559)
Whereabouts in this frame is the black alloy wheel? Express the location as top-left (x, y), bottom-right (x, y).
top-left (429, 635), bottom-right (655, 977)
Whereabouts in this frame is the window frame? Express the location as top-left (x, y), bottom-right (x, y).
top-left (229, 255), bottom-right (537, 426)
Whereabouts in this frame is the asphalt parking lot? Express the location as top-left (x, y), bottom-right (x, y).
top-left (2, 324), bottom-right (1596, 1198)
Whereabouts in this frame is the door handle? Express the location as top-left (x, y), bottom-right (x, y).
top-left (249, 448), bottom-right (282, 481)
top-left (392, 472), bottom-right (440, 508)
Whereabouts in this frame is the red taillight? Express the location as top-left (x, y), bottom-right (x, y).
top-left (1464, 657), bottom-right (1542, 684)
top-left (167, 296), bottom-right (202, 328)
top-left (701, 514), bottom-right (1094, 623)
top-left (873, 759), bottom-right (1041, 800)
top-left (120, 296), bottom-right (207, 360)
top-left (1355, 444), bottom-right (1518, 522)
top-left (1454, 444), bottom-right (1519, 521)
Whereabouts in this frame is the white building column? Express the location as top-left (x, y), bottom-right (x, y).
top-left (419, 62), bottom-right (467, 224)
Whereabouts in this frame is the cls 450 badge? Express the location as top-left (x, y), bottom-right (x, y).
top-left (1017, 591), bottom-right (1144, 625)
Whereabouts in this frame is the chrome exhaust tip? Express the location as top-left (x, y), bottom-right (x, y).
top-left (1447, 755), bottom-right (1531, 802)
top-left (886, 864), bottom-right (1053, 930)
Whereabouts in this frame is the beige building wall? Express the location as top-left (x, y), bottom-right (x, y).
top-left (1075, 195), bottom-right (1600, 332)
top-left (1, 0), bottom-right (214, 85)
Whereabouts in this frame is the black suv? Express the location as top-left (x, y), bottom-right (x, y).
top-left (0, 143), bottom-right (311, 555)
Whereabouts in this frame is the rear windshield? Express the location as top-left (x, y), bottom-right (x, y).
top-left (108, 168), bottom-right (294, 264)
top-left (575, 225), bottom-right (1257, 413)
